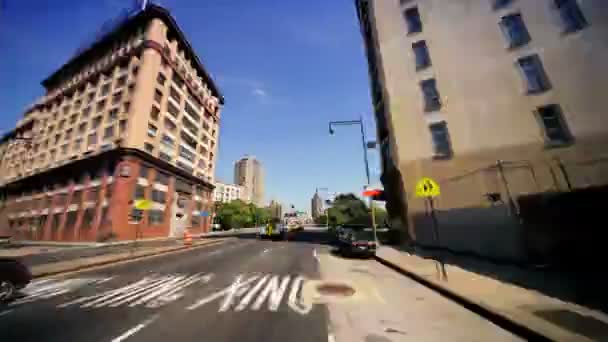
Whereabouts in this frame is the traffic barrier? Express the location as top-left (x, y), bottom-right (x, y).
top-left (184, 230), bottom-right (193, 246)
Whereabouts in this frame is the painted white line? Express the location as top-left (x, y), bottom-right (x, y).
top-left (288, 276), bottom-right (312, 315)
top-left (328, 333), bottom-right (336, 342)
top-left (111, 314), bottom-right (159, 342)
top-left (187, 274), bottom-right (259, 311)
top-left (0, 309), bottom-right (13, 317)
top-left (252, 275), bottom-right (290, 311)
top-left (313, 249), bottom-right (320, 262)
top-left (130, 273), bottom-right (204, 307)
top-left (235, 275), bottom-right (269, 311)
top-left (262, 248), bottom-right (270, 254)
top-left (106, 276), bottom-right (184, 307)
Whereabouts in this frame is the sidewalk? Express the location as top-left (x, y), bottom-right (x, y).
top-left (3, 238), bottom-right (229, 278)
top-left (376, 245), bottom-right (608, 342)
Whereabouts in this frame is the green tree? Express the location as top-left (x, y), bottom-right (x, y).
top-left (328, 193), bottom-right (372, 227)
top-left (214, 200), bottom-right (272, 229)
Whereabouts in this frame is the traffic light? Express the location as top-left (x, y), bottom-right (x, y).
top-left (363, 189), bottom-right (386, 201)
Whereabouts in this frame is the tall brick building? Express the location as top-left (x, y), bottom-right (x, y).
top-left (0, 4), bottom-right (223, 242)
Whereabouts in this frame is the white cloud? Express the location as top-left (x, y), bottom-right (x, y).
top-left (252, 88), bottom-right (267, 97)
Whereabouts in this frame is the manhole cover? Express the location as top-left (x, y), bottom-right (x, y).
top-left (316, 283), bottom-right (355, 297)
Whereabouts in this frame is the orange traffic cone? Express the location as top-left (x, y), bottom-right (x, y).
top-left (184, 230), bottom-right (193, 246)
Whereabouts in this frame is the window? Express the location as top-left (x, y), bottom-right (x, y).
top-left (61, 144), bottom-right (68, 155)
top-left (108, 108), bottom-right (118, 121)
top-left (65, 128), bottom-right (73, 140)
top-left (191, 215), bottom-right (200, 227)
top-left (164, 117), bottom-right (177, 132)
top-left (209, 152), bottom-right (214, 161)
top-left (128, 83), bottom-right (135, 94)
top-left (159, 151), bottom-right (172, 162)
top-left (103, 125), bottom-right (114, 139)
top-left (554, 0), bottom-right (587, 33)
top-left (92, 116), bottom-right (102, 128)
top-left (185, 103), bottom-right (200, 121)
top-left (74, 100), bottom-right (82, 110)
top-left (170, 87), bottom-right (181, 103)
top-left (70, 114), bottom-right (78, 124)
top-left (198, 159), bottom-right (206, 168)
top-left (179, 146), bottom-right (196, 162)
top-left (161, 134), bottom-right (175, 147)
top-left (101, 83), bottom-right (110, 96)
top-left (403, 7), bottom-right (422, 34)
top-left (157, 73), bottom-right (166, 86)
top-left (148, 123), bottom-right (158, 137)
top-left (535, 104), bottom-right (572, 145)
top-left (420, 79), bottom-right (442, 112)
top-left (177, 161), bottom-right (194, 174)
top-left (96, 100), bottom-right (106, 113)
top-left (112, 92), bottom-right (122, 105)
top-left (87, 132), bottom-right (97, 146)
top-left (155, 172), bottom-right (169, 185)
top-left (116, 75), bottom-right (127, 87)
top-left (87, 92), bottom-right (95, 104)
top-left (54, 134), bottom-right (61, 144)
top-left (71, 190), bottom-right (82, 204)
top-left (200, 146), bottom-right (208, 157)
top-left (154, 89), bottom-right (163, 103)
top-left (82, 106), bottom-right (91, 118)
top-left (150, 106), bottom-right (160, 120)
top-left (500, 13), bottom-right (531, 48)
top-left (172, 72), bottom-right (185, 88)
top-left (181, 131), bottom-right (197, 150)
top-left (149, 210), bottom-right (164, 225)
top-left (133, 184), bottom-right (146, 199)
top-left (78, 122), bottom-right (87, 134)
top-left (182, 117), bottom-right (199, 135)
top-left (492, 0), bottom-right (512, 10)
top-left (139, 165), bottom-right (149, 178)
top-left (58, 120), bottom-right (66, 129)
top-left (144, 142), bottom-right (154, 153)
top-left (119, 119), bottom-right (127, 135)
top-left (167, 102), bottom-right (180, 117)
top-left (202, 121), bottom-right (210, 132)
top-left (429, 121), bottom-right (453, 159)
top-left (73, 138), bottom-right (82, 152)
top-left (412, 41), bottom-right (431, 70)
top-left (517, 55), bottom-right (551, 93)
top-left (123, 101), bottom-right (130, 113)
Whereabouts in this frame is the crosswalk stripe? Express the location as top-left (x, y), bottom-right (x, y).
top-left (70, 277), bottom-right (154, 308)
top-left (93, 277), bottom-right (173, 308)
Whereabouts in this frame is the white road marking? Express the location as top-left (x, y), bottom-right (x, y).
top-left (59, 273), bottom-right (209, 309)
top-left (328, 333), bottom-right (336, 342)
top-left (313, 249), bottom-right (320, 262)
top-left (235, 275), bottom-right (269, 311)
top-left (219, 274), bottom-right (260, 312)
top-left (187, 274), bottom-right (259, 311)
top-left (288, 276), bottom-right (313, 315)
top-left (251, 275), bottom-right (290, 311)
top-left (111, 314), bottom-right (159, 342)
top-left (11, 277), bottom-right (111, 306)
top-left (262, 248), bottom-right (270, 254)
top-left (0, 309), bottom-right (13, 317)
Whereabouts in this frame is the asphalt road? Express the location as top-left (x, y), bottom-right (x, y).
top-left (0, 229), bottom-right (522, 341)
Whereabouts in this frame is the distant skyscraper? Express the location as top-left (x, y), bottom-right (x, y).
top-left (268, 200), bottom-right (282, 219)
top-left (311, 191), bottom-right (323, 219)
top-left (234, 155), bottom-right (264, 206)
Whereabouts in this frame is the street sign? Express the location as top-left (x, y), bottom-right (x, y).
top-left (134, 199), bottom-right (153, 210)
top-left (415, 177), bottom-right (440, 198)
top-left (362, 189), bottom-right (382, 197)
top-left (198, 211), bottom-right (210, 217)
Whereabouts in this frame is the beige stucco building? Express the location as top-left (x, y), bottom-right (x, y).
top-left (234, 155), bottom-right (264, 206)
top-left (213, 181), bottom-right (246, 203)
top-left (356, 0), bottom-right (608, 260)
top-left (0, 4), bottom-right (223, 242)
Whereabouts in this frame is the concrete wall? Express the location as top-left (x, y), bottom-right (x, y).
top-left (364, 0), bottom-right (608, 260)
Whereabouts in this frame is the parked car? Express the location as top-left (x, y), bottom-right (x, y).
top-left (338, 229), bottom-right (377, 258)
top-left (0, 258), bottom-right (32, 301)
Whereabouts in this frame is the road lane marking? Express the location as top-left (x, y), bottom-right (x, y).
top-left (11, 277), bottom-right (112, 306)
top-left (288, 276), bottom-right (313, 315)
top-left (59, 273), bottom-right (211, 309)
top-left (187, 274), bottom-right (259, 311)
top-left (111, 314), bottom-right (159, 342)
top-left (0, 309), bottom-right (13, 317)
top-left (219, 274), bottom-right (260, 312)
top-left (235, 275), bottom-right (269, 311)
top-left (251, 275), bottom-right (290, 311)
top-left (313, 249), bottom-right (320, 263)
top-left (328, 333), bottom-right (336, 342)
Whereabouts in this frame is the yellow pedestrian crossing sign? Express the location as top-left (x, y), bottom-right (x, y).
top-left (415, 177), bottom-right (440, 198)
top-left (134, 199), bottom-right (153, 210)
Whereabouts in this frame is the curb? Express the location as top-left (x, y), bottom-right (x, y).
top-left (374, 254), bottom-right (553, 342)
top-left (32, 239), bottom-right (229, 279)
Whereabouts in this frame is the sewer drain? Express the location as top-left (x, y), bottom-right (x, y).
top-left (316, 283), bottom-right (355, 297)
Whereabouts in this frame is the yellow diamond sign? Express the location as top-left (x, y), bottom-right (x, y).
top-left (415, 177), bottom-right (440, 198)
top-left (134, 199), bottom-right (153, 210)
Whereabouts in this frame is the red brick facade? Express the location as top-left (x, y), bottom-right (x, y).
top-left (0, 149), bottom-right (214, 242)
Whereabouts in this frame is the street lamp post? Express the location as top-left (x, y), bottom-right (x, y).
top-left (328, 116), bottom-right (377, 241)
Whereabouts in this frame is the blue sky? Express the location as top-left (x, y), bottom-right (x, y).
top-left (0, 0), bottom-right (381, 212)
